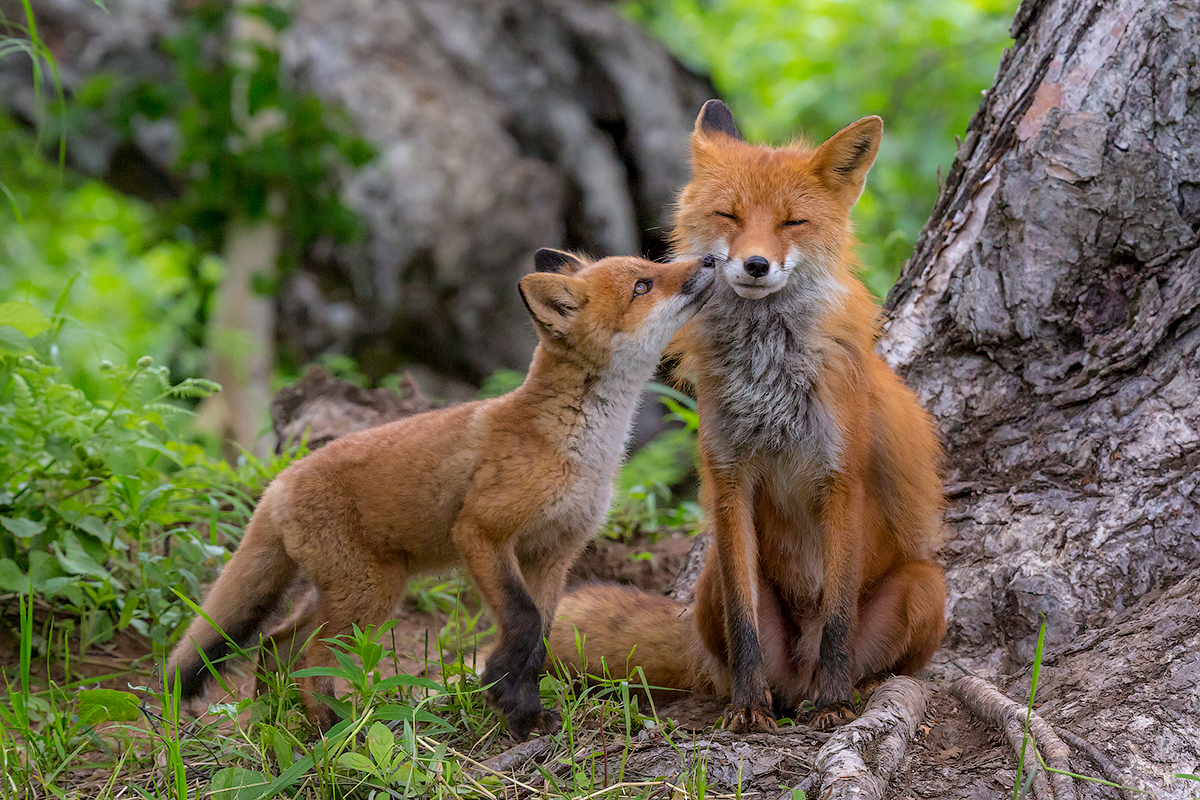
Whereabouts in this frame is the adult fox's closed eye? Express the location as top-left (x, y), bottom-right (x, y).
top-left (165, 249), bottom-right (716, 740)
top-left (548, 101), bottom-right (946, 732)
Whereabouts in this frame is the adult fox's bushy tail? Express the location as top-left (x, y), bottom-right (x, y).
top-left (166, 489), bottom-right (298, 698)
top-left (546, 583), bottom-right (722, 703)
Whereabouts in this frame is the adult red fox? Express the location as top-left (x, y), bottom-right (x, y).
top-left (166, 249), bottom-right (716, 740)
top-left (548, 101), bottom-right (946, 731)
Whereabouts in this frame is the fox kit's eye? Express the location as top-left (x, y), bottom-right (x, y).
top-left (782, 219), bottom-right (808, 227)
top-left (633, 279), bottom-right (653, 297)
top-left (714, 211), bottom-right (739, 222)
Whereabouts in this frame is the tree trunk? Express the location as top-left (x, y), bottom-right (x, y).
top-left (878, 0), bottom-right (1199, 792)
top-left (194, 4), bottom-right (282, 458)
top-left (0, 0), bottom-right (712, 384)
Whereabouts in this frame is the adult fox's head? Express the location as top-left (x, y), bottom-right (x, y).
top-left (519, 249), bottom-right (716, 370)
top-left (671, 100), bottom-right (881, 301)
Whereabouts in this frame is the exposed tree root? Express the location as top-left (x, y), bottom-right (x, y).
top-left (949, 676), bottom-right (1077, 800)
top-left (1054, 726), bottom-right (1136, 799)
top-left (813, 676), bottom-right (931, 800)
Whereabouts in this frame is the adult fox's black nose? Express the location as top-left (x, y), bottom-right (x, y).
top-left (744, 256), bottom-right (770, 278)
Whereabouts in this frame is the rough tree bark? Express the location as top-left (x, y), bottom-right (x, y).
top-left (656, 0), bottom-right (1199, 795)
top-left (0, 0), bottom-right (712, 382)
top-left (879, 0), bottom-right (1199, 793)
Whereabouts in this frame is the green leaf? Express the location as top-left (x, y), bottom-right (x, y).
top-left (254, 750), bottom-right (315, 798)
top-left (74, 515), bottom-right (115, 546)
top-left (337, 752), bottom-right (377, 774)
top-left (53, 531), bottom-right (111, 579)
top-left (27, 550), bottom-right (66, 591)
top-left (373, 704), bottom-right (452, 731)
top-left (76, 688), bottom-right (140, 722)
top-left (0, 326), bottom-right (33, 353)
top-left (0, 559), bottom-right (27, 593)
top-left (0, 302), bottom-right (50, 337)
top-left (288, 666), bottom-right (345, 679)
top-left (263, 725), bottom-right (293, 769)
top-left (0, 516), bottom-right (46, 540)
top-left (209, 767), bottom-right (270, 800)
top-left (366, 721), bottom-right (394, 768)
top-left (375, 673), bottom-right (445, 693)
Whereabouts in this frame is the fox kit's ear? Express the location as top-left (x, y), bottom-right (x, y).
top-left (693, 99), bottom-right (743, 142)
top-left (519, 272), bottom-right (584, 339)
top-left (533, 248), bottom-right (586, 275)
top-left (813, 116), bottom-right (883, 207)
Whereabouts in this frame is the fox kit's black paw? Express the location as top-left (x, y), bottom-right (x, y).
top-left (507, 705), bottom-right (561, 741)
top-left (723, 703), bottom-right (777, 733)
top-left (807, 700), bottom-right (856, 731)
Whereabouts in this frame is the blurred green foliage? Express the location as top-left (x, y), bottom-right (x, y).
top-left (0, 118), bottom-right (215, 397)
top-left (83, 0), bottom-right (373, 263)
top-left (623, 0), bottom-right (1017, 297)
top-left (609, 384), bottom-right (703, 539)
top-left (476, 368), bottom-right (527, 400)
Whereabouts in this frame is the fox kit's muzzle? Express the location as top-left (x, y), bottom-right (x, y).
top-left (682, 254), bottom-right (718, 306)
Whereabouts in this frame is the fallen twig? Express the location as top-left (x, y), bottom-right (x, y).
top-left (472, 736), bottom-right (554, 779)
top-left (949, 676), bottom-right (1077, 800)
top-left (813, 676), bottom-right (931, 800)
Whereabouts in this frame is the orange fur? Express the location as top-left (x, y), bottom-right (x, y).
top-left (165, 250), bottom-right (716, 740)
top-left (548, 102), bottom-right (946, 732)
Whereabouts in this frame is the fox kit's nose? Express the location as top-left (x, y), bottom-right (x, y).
top-left (744, 256), bottom-right (770, 278)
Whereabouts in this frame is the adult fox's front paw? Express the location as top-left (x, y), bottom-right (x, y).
top-left (807, 699), bottom-right (856, 731)
top-left (725, 680), bottom-right (775, 733)
top-left (723, 703), bottom-right (777, 733)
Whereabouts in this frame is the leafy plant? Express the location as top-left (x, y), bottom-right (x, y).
top-left (609, 383), bottom-right (703, 539)
top-left (0, 307), bottom-right (300, 653)
top-left (476, 368), bottom-right (526, 400)
top-left (0, 119), bottom-right (216, 395)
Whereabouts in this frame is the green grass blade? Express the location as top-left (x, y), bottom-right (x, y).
top-left (1012, 620), bottom-right (1046, 799)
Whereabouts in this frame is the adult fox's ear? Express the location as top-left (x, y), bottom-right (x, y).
top-left (519, 272), bottom-right (585, 339)
top-left (813, 116), bottom-right (883, 207)
top-left (533, 248), bottom-right (586, 275)
top-left (693, 99), bottom-right (743, 142)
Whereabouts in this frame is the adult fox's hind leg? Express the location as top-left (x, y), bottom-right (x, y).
top-left (853, 559), bottom-right (946, 680)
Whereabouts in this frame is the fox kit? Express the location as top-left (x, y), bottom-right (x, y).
top-left (166, 250), bottom-right (716, 740)
top-left (548, 101), bottom-right (945, 731)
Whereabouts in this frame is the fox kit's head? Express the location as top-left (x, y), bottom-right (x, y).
top-left (672, 99), bottom-right (881, 301)
top-left (518, 250), bottom-right (716, 370)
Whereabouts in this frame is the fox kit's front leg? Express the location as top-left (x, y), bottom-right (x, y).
top-left (703, 459), bottom-right (776, 733)
top-left (453, 516), bottom-right (559, 741)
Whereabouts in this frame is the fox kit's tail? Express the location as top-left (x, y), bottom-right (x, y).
top-left (165, 488), bottom-right (297, 698)
top-left (546, 583), bottom-right (718, 703)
